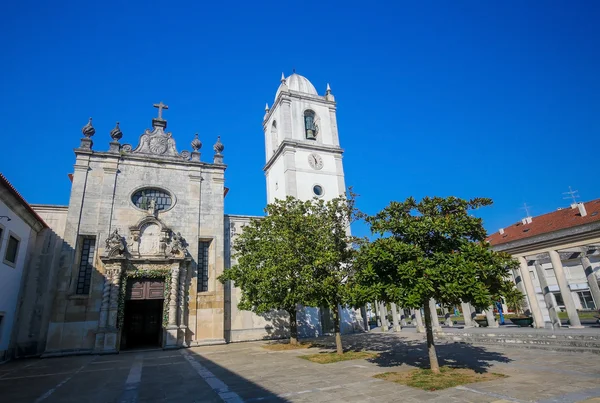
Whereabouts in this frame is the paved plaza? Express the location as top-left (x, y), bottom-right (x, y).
top-left (1, 332), bottom-right (599, 403)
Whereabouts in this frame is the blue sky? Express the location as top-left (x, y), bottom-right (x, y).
top-left (1, 1), bottom-right (599, 238)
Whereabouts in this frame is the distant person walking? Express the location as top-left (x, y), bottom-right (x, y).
top-left (495, 299), bottom-right (505, 325)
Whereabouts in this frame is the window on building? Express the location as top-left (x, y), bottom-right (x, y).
top-left (552, 292), bottom-right (565, 307)
top-left (304, 110), bottom-right (317, 140)
top-left (577, 290), bottom-right (596, 310)
top-left (198, 240), bottom-right (211, 292)
top-left (4, 235), bottom-right (20, 265)
top-left (271, 121), bottom-right (278, 151)
top-left (76, 237), bottom-right (96, 295)
top-left (131, 188), bottom-right (173, 211)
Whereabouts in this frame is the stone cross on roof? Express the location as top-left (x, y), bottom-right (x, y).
top-left (153, 102), bottom-right (169, 120)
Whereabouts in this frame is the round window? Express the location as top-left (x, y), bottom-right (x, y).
top-left (313, 185), bottom-right (324, 197)
top-left (131, 188), bottom-right (173, 211)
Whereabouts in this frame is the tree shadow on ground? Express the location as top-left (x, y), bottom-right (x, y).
top-left (305, 333), bottom-right (512, 373)
top-left (262, 310), bottom-right (292, 341)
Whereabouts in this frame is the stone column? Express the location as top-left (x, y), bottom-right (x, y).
top-left (517, 256), bottom-right (545, 328)
top-left (374, 301), bottom-right (381, 327)
top-left (98, 271), bottom-right (112, 329)
top-left (379, 302), bottom-right (389, 331)
top-left (390, 303), bottom-right (401, 332)
top-left (103, 265), bottom-right (122, 352)
top-left (444, 313), bottom-right (454, 327)
top-left (483, 306), bottom-right (499, 328)
top-left (412, 308), bottom-right (425, 332)
top-left (361, 305), bottom-right (369, 332)
top-left (107, 268), bottom-right (121, 328)
top-left (581, 247), bottom-right (600, 309)
top-left (548, 250), bottom-right (582, 328)
top-left (461, 302), bottom-right (474, 327)
top-left (94, 268), bottom-right (114, 351)
top-left (166, 267), bottom-right (180, 347)
top-left (399, 307), bottom-right (407, 327)
top-left (511, 268), bottom-right (528, 312)
top-left (429, 299), bottom-right (441, 332)
top-left (177, 265), bottom-right (188, 346)
top-left (534, 260), bottom-right (561, 328)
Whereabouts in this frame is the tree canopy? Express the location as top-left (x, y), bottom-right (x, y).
top-left (219, 193), bottom-right (360, 350)
top-left (352, 196), bottom-right (518, 372)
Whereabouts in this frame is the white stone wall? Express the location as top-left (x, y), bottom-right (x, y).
top-left (13, 205), bottom-right (67, 357)
top-left (265, 157), bottom-right (287, 203)
top-left (225, 215), bottom-right (289, 342)
top-left (0, 200), bottom-right (33, 359)
top-left (529, 256), bottom-right (600, 319)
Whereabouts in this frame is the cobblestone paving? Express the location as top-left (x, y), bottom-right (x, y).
top-left (1, 332), bottom-right (599, 402)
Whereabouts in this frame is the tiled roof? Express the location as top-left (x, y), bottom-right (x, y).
top-left (487, 198), bottom-right (600, 246)
top-left (0, 173), bottom-right (48, 229)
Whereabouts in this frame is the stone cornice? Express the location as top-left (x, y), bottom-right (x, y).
top-left (263, 140), bottom-right (343, 172)
top-left (77, 150), bottom-right (227, 172)
top-left (491, 221), bottom-right (600, 255)
top-left (263, 90), bottom-right (336, 126)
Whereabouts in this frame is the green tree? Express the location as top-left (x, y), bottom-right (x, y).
top-left (502, 283), bottom-right (526, 315)
top-left (310, 191), bottom-right (362, 354)
top-left (218, 197), bottom-right (321, 344)
top-left (352, 196), bottom-right (518, 373)
top-left (218, 193), bottom-right (361, 350)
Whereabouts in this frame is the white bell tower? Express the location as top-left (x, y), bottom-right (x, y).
top-left (263, 72), bottom-right (346, 203)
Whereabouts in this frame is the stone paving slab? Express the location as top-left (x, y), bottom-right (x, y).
top-left (0, 332), bottom-right (599, 402)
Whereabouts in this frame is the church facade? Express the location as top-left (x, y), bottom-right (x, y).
top-left (12, 73), bottom-right (365, 357)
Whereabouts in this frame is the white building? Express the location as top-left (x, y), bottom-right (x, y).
top-left (225, 72), bottom-right (365, 340)
top-left (0, 174), bottom-right (47, 361)
top-left (488, 199), bottom-right (600, 328)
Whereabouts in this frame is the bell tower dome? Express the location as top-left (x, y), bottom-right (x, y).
top-left (263, 72), bottom-right (345, 203)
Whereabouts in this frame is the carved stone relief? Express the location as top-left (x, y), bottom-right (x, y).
top-left (138, 223), bottom-right (162, 255)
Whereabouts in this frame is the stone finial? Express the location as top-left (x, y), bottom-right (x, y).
top-left (325, 83), bottom-right (335, 102)
top-left (82, 118), bottom-right (95, 138)
top-left (213, 136), bottom-right (224, 164)
top-left (110, 122), bottom-right (123, 141)
top-left (280, 72), bottom-right (286, 83)
top-left (79, 117), bottom-right (95, 150)
top-left (191, 133), bottom-right (202, 151)
top-left (213, 136), bottom-right (224, 155)
top-left (265, 103), bottom-right (269, 112)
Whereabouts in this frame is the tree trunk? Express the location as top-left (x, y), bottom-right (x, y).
top-left (332, 305), bottom-right (343, 355)
top-left (422, 301), bottom-right (440, 373)
top-left (289, 308), bottom-right (298, 345)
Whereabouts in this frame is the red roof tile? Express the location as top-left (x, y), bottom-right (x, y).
top-left (487, 198), bottom-right (600, 246)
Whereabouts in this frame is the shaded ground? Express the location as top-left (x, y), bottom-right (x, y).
top-left (0, 331), bottom-right (599, 402)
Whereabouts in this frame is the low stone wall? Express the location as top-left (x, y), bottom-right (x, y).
top-left (435, 330), bottom-right (600, 354)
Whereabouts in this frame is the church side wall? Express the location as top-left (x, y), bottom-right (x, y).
top-left (224, 215), bottom-right (290, 342)
top-left (13, 205), bottom-right (67, 357)
top-left (0, 200), bottom-right (33, 360)
top-left (194, 169), bottom-right (226, 344)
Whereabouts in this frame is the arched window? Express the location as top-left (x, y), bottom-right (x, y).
top-left (132, 188), bottom-right (173, 211)
top-left (271, 121), bottom-right (278, 151)
top-left (304, 110), bottom-right (317, 140)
